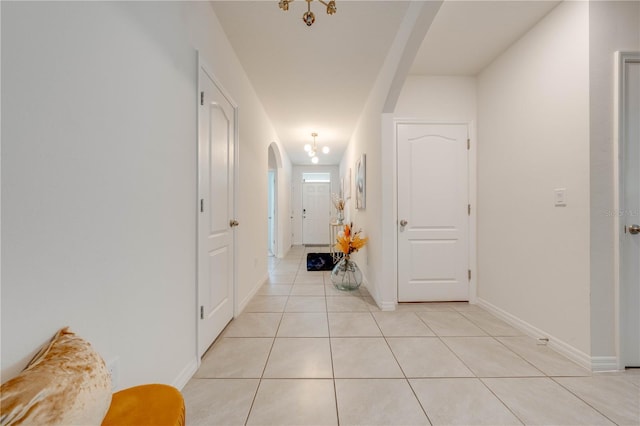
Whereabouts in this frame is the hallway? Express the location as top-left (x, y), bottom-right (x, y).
top-left (183, 246), bottom-right (639, 425)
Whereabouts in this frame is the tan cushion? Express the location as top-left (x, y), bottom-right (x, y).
top-left (1, 327), bottom-right (112, 426)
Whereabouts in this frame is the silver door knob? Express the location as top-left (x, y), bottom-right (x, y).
top-left (230, 219), bottom-right (239, 227)
top-left (400, 219), bottom-right (408, 227)
top-left (629, 224), bottom-right (640, 235)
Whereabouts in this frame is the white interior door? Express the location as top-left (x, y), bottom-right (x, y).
top-left (302, 182), bottom-right (330, 245)
top-left (198, 66), bottom-right (235, 357)
top-left (397, 123), bottom-right (469, 302)
top-left (620, 56), bottom-right (640, 368)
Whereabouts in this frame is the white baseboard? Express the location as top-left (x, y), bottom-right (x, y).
top-left (591, 356), bottom-right (619, 372)
top-left (476, 298), bottom-right (592, 371)
top-left (358, 275), bottom-right (394, 311)
top-left (379, 301), bottom-right (396, 311)
top-left (237, 272), bottom-right (269, 315)
top-left (172, 358), bottom-right (198, 390)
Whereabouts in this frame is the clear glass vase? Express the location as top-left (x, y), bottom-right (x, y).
top-left (336, 210), bottom-right (344, 224)
top-left (330, 256), bottom-right (362, 291)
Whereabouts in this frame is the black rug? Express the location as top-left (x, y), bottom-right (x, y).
top-left (306, 252), bottom-right (336, 271)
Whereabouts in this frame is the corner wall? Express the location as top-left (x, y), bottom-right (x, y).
top-left (342, 2), bottom-right (442, 307)
top-left (477, 1), bottom-right (591, 358)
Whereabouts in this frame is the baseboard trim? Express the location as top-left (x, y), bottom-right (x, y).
top-left (379, 301), bottom-right (396, 311)
top-left (237, 273), bottom-right (269, 315)
top-left (591, 356), bottom-right (619, 372)
top-left (172, 358), bottom-right (198, 390)
top-left (476, 298), bottom-right (592, 371)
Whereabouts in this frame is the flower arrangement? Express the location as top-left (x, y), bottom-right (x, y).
top-left (335, 223), bottom-right (368, 259)
top-left (331, 193), bottom-right (345, 223)
top-left (331, 193), bottom-right (345, 211)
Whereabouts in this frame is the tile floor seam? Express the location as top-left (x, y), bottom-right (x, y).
top-left (321, 264), bottom-right (343, 424)
top-left (477, 377), bottom-right (527, 425)
top-left (376, 315), bottom-right (436, 425)
top-left (433, 334), bottom-right (480, 380)
top-left (548, 376), bottom-right (624, 426)
top-left (243, 307), bottom-right (285, 424)
top-left (490, 334), bottom-right (548, 377)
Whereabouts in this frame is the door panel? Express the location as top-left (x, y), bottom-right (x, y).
top-left (398, 123), bottom-right (469, 302)
top-left (621, 58), bottom-right (640, 367)
top-left (198, 66), bottom-right (235, 357)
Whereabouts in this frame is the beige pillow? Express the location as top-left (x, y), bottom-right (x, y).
top-left (1, 327), bottom-right (112, 425)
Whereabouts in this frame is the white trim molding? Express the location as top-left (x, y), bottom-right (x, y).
top-left (387, 117), bottom-right (478, 305)
top-left (591, 357), bottom-right (620, 373)
top-left (237, 272), bottom-right (270, 315)
top-left (614, 51), bottom-right (640, 371)
top-left (172, 358), bottom-right (199, 391)
top-left (477, 298), bottom-right (592, 371)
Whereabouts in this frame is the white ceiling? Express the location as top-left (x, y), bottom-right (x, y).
top-left (410, 1), bottom-right (560, 76)
top-left (211, 1), bottom-right (560, 165)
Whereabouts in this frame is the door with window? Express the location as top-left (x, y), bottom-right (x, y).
top-left (197, 65), bottom-right (236, 357)
top-left (302, 182), bottom-right (331, 245)
top-left (397, 123), bottom-right (469, 302)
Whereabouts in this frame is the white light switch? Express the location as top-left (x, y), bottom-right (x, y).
top-left (554, 188), bottom-right (567, 207)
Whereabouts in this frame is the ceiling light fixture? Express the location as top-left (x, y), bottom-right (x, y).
top-left (305, 132), bottom-right (329, 164)
top-left (278, 0), bottom-right (336, 27)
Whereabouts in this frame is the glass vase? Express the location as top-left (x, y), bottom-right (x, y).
top-left (331, 256), bottom-right (362, 291)
top-left (336, 210), bottom-right (344, 224)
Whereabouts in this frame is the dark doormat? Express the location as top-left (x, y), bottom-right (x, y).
top-left (306, 253), bottom-right (336, 271)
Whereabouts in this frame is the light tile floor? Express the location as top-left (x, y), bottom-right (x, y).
top-left (184, 245), bottom-right (640, 426)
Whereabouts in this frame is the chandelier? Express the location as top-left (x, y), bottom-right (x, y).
top-left (278, 0), bottom-right (337, 27)
top-left (304, 132), bottom-right (329, 164)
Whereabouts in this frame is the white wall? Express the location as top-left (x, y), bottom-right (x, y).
top-left (1, 1), bottom-right (286, 388)
top-left (395, 76), bottom-right (476, 123)
top-left (588, 0), bottom-right (640, 366)
top-left (342, 2), bottom-right (442, 307)
top-left (477, 1), bottom-right (591, 357)
top-left (185, 3), bottom-right (291, 310)
top-left (291, 165), bottom-right (340, 245)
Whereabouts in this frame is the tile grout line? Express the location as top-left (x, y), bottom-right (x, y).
top-left (414, 312), bottom-right (528, 426)
top-left (374, 312), bottom-right (435, 426)
top-left (242, 277), bottom-right (288, 426)
top-left (548, 376), bottom-right (623, 425)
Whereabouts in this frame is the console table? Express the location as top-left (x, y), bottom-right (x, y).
top-left (329, 222), bottom-right (345, 262)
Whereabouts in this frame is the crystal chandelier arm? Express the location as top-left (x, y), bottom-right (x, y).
top-left (318, 0), bottom-right (336, 15)
top-left (278, 0), bottom-right (294, 11)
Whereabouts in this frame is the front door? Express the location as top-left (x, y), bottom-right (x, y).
top-left (198, 66), bottom-right (235, 357)
top-left (302, 182), bottom-right (330, 245)
top-left (397, 123), bottom-right (469, 302)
